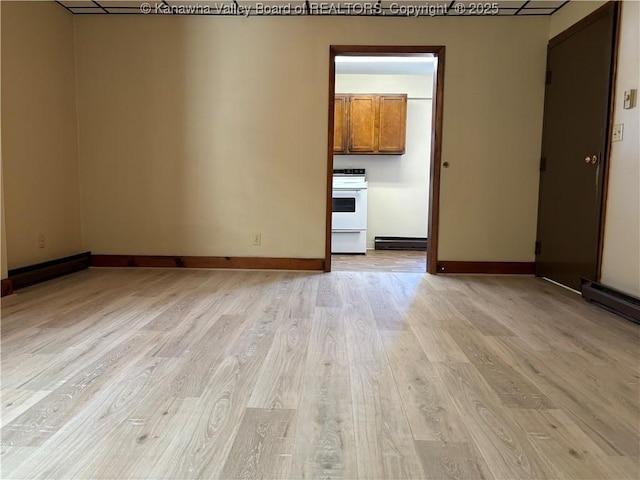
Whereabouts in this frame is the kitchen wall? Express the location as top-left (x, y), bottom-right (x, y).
top-left (549, 0), bottom-right (640, 298)
top-left (1, 1), bottom-right (83, 270)
top-left (334, 73), bottom-right (432, 249)
top-left (74, 14), bottom-right (548, 262)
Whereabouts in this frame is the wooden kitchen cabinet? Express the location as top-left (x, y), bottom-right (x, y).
top-left (348, 95), bottom-right (378, 153)
top-left (333, 94), bottom-right (407, 155)
top-left (378, 95), bottom-right (407, 153)
top-left (333, 95), bottom-right (348, 154)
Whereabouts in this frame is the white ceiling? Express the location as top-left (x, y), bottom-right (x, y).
top-left (56, 0), bottom-right (570, 16)
top-left (335, 56), bottom-right (435, 76)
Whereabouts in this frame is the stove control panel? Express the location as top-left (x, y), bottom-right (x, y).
top-left (333, 168), bottom-right (366, 175)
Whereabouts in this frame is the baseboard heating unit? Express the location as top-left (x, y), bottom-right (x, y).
top-left (8, 252), bottom-right (91, 290)
top-left (374, 237), bottom-right (427, 251)
top-left (581, 279), bottom-right (640, 325)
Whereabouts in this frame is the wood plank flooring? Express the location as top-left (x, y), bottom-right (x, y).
top-left (332, 250), bottom-right (426, 272)
top-left (1, 268), bottom-right (638, 479)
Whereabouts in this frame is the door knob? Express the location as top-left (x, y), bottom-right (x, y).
top-left (584, 155), bottom-right (598, 165)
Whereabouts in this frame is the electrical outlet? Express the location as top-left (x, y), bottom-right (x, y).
top-left (612, 123), bottom-right (623, 142)
top-left (38, 233), bottom-right (46, 249)
top-left (252, 232), bottom-right (261, 246)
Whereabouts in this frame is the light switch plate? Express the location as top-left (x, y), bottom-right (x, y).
top-left (612, 123), bottom-right (623, 142)
top-left (623, 89), bottom-right (637, 109)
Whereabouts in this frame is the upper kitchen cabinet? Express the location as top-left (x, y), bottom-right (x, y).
top-left (378, 95), bottom-right (407, 153)
top-left (333, 95), bottom-right (348, 154)
top-left (348, 95), bottom-right (378, 153)
top-left (334, 94), bottom-right (407, 155)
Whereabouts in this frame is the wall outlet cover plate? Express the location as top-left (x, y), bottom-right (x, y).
top-left (612, 123), bottom-right (623, 142)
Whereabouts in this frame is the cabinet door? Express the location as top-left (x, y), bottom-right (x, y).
top-left (378, 94), bottom-right (407, 154)
top-left (333, 95), bottom-right (348, 154)
top-left (348, 95), bottom-right (377, 153)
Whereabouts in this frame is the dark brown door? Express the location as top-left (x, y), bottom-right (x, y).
top-left (535, 2), bottom-right (617, 290)
top-left (378, 94), bottom-right (407, 154)
top-left (348, 95), bottom-right (377, 153)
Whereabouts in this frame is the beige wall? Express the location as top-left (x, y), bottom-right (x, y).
top-left (75, 15), bottom-right (548, 261)
top-left (0, 2), bottom-right (6, 280)
top-left (335, 73), bottom-right (432, 248)
top-left (1, 1), bottom-right (83, 270)
top-left (1, 136), bottom-right (6, 280)
top-left (549, 0), bottom-right (607, 38)
top-left (1, 157), bottom-right (6, 279)
top-left (601, 1), bottom-right (640, 297)
top-left (0, 3), bottom-right (633, 280)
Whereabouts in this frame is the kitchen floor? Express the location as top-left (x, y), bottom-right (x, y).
top-left (332, 249), bottom-right (426, 272)
top-left (1, 268), bottom-right (638, 479)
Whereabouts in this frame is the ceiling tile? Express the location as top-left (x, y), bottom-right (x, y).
top-left (496, 8), bottom-right (521, 15)
top-left (380, 1), bottom-right (437, 5)
top-left (59, 1), bottom-right (99, 7)
top-left (165, 0), bottom-right (231, 6)
top-left (519, 7), bottom-right (558, 14)
top-left (526, 1), bottom-right (566, 8)
top-left (69, 7), bottom-right (106, 13)
top-left (106, 7), bottom-right (148, 13)
top-left (98, 1), bottom-right (149, 7)
top-left (453, 0), bottom-right (540, 8)
top-left (57, 0), bottom-right (571, 15)
top-left (495, 1), bottom-right (527, 7)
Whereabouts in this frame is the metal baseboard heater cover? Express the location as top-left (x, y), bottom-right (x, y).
top-left (374, 236), bottom-right (427, 251)
top-left (8, 252), bottom-right (91, 290)
top-left (581, 279), bottom-right (640, 325)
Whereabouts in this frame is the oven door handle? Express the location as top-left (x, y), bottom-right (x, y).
top-left (332, 229), bottom-right (364, 233)
top-left (332, 188), bottom-right (365, 192)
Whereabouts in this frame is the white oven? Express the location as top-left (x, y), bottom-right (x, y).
top-left (332, 169), bottom-right (368, 254)
top-left (332, 188), bottom-right (367, 230)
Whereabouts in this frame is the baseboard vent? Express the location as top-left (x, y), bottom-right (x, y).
top-left (374, 236), bottom-right (427, 251)
top-left (581, 279), bottom-right (640, 325)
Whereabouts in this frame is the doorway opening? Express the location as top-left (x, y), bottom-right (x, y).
top-left (324, 46), bottom-right (445, 273)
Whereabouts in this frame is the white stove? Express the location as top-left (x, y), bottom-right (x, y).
top-left (331, 169), bottom-right (368, 254)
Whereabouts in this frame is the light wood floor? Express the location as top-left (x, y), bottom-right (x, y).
top-left (1, 268), bottom-right (638, 479)
top-left (332, 250), bottom-right (427, 272)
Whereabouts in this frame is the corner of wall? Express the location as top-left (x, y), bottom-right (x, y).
top-left (549, 0), bottom-right (607, 39)
top-left (70, 8), bottom-right (85, 256)
top-left (1, 1), bottom-right (84, 271)
top-left (0, 1), bottom-right (7, 280)
top-left (1, 141), bottom-right (7, 279)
